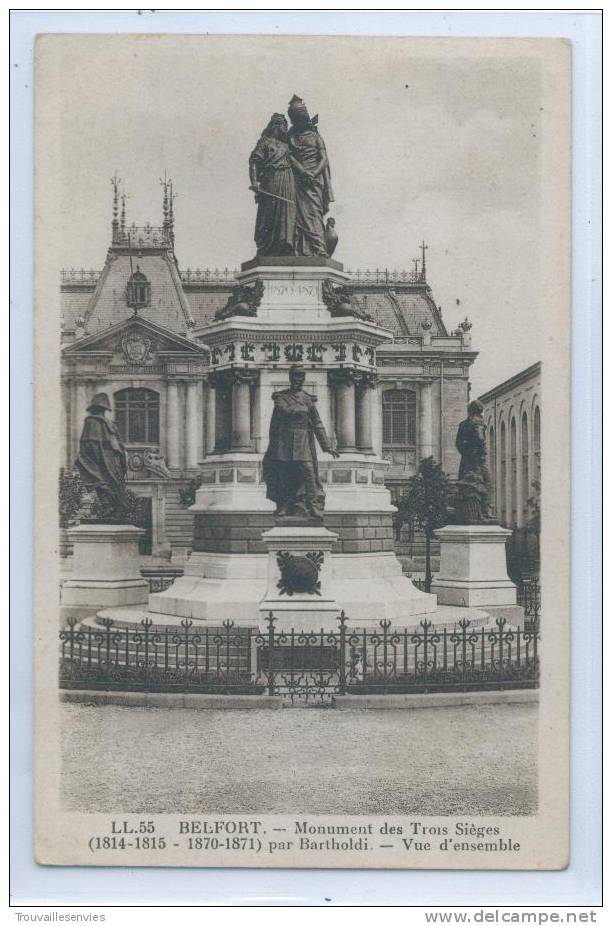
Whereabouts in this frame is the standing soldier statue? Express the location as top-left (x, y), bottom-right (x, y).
top-left (454, 399), bottom-right (493, 524)
top-left (262, 365), bottom-right (339, 521)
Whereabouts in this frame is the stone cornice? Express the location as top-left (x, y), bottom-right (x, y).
top-left (378, 375), bottom-right (437, 385)
top-left (379, 345), bottom-right (478, 359)
top-left (193, 319), bottom-right (393, 347)
top-left (477, 361), bottom-right (541, 404)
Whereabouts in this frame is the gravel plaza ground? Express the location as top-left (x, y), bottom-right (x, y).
top-left (61, 701), bottom-right (537, 816)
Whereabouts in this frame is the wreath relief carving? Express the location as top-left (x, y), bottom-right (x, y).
top-left (276, 551), bottom-right (324, 596)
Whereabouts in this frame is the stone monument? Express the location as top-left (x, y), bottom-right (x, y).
top-left (432, 400), bottom-right (517, 607)
top-left (137, 95), bottom-right (437, 630)
top-left (61, 393), bottom-right (148, 615)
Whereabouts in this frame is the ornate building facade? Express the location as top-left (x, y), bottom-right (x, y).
top-left (478, 362), bottom-right (541, 530)
top-left (61, 181), bottom-right (477, 556)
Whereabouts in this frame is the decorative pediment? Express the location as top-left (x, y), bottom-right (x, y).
top-left (63, 315), bottom-right (206, 360)
top-left (121, 329), bottom-right (153, 364)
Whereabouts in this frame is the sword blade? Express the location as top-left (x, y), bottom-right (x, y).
top-left (254, 188), bottom-right (295, 205)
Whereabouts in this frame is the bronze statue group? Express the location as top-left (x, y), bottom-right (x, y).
top-left (74, 95), bottom-right (492, 528)
top-left (248, 95), bottom-right (337, 259)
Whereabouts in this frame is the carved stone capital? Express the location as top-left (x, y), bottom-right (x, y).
top-left (209, 368), bottom-right (259, 390)
top-left (232, 368), bottom-right (260, 386)
top-left (208, 369), bottom-right (234, 390)
top-left (353, 371), bottom-right (378, 389)
top-left (328, 367), bottom-right (362, 387)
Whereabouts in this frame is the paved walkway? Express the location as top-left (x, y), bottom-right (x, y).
top-left (61, 701), bottom-right (537, 816)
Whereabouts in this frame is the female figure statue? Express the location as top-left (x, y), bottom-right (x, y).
top-left (248, 113), bottom-right (296, 257)
top-left (287, 95), bottom-right (334, 257)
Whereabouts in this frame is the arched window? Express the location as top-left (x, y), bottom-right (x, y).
top-left (488, 425), bottom-right (496, 515)
top-left (114, 388), bottom-right (159, 443)
top-left (126, 266), bottom-right (151, 309)
top-left (499, 420), bottom-right (507, 525)
top-left (382, 389), bottom-right (416, 447)
top-left (521, 412), bottom-right (530, 522)
top-left (510, 417), bottom-right (517, 527)
top-left (533, 406), bottom-right (541, 484)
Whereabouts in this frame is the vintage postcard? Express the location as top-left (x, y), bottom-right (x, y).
top-left (34, 34), bottom-right (570, 869)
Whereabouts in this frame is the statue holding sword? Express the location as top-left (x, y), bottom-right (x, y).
top-left (249, 101), bottom-right (336, 258)
top-left (248, 113), bottom-right (297, 257)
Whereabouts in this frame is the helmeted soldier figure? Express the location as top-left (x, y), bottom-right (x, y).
top-left (262, 365), bottom-right (339, 520)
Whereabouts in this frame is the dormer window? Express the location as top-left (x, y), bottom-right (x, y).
top-left (126, 266), bottom-right (151, 309)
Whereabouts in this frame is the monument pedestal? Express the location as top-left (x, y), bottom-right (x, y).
top-left (259, 524), bottom-right (339, 629)
top-left (99, 259), bottom-right (439, 631)
top-left (61, 524), bottom-right (149, 612)
top-left (431, 524), bottom-right (517, 607)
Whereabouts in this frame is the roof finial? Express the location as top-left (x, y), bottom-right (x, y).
top-left (111, 171), bottom-right (121, 243)
top-left (412, 258), bottom-right (419, 278)
top-left (161, 170), bottom-right (175, 246)
top-left (161, 169), bottom-right (169, 225)
top-left (120, 190), bottom-right (127, 239)
top-left (168, 179), bottom-right (175, 248)
top-left (420, 240), bottom-right (428, 282)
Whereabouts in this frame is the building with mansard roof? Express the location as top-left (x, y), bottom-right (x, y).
top-left (61, 179), bottom-right (477, 558)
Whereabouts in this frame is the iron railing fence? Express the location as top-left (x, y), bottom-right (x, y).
top-left (410, 575), bottom-right (541, 625)
top-left (60, 612), bottom-right (539, 703)
top-left (344, 268), bottom-right (424, 284)
top-left (62, 267), bottom-right (428, 287)
top-left (114, 226), bottom-right (171, 248)
top-left (61, 269), bottom-right (102, 284)
top-left (516, 577), bottom-right (541, 621)
top-left (179, 267), bottom-right (239, 283)
top-left (176, 267), bottom-right (427, 285)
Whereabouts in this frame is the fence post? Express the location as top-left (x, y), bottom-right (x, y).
top-left (66, 616), bottom-right (77, 662)
top-left (266, 612), bottom-right (275, 697)
top-left (180, 618), bottom-right (192, 694)
top-left (142, 618), bottom-right (152, 692)
top-left (338, 611), bottom-right (347, 696)
top-left (455, 618), bottom-right (468, 688)
top-left (533, 621), bottom-right (539, 681)
top-left (248, 628), bottom-right (258, 684)
top-left (222, 619), bottom-right (233, 691)
top-left (99, 616), bottom-right (114, 690)
top-left (422, 619), bottom-right (431, 689)
top-left (496, 616), bottom-right (507, 686)
top-left (380, 619), bottom-right (391, 687)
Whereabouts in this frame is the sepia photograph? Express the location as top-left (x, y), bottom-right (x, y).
top-left (33, 32), bottom-right (571, 869)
